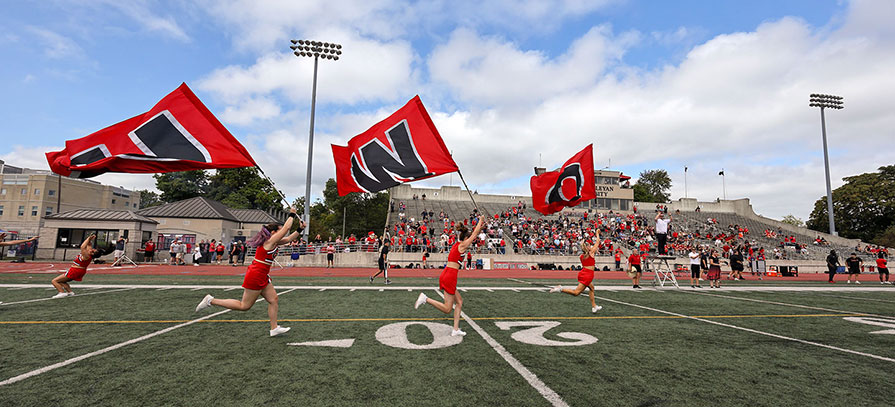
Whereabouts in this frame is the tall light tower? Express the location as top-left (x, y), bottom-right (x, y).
top-left (809, 93), bottom-right (844, 236)
top-left (291, 39), bottom-right (342, 238)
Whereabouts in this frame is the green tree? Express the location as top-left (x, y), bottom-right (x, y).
top-left (136, 189), bottom-right (162, 209)
top-left (781, 214), bottom-right (805, 228)
top-left (205, 167), bottom-right (283, 211)
top-left (875, 225), bottom-right (895, 248)
top-left (807, 165), bottom-right (895, 242)
top-left (633, 169), bottom-right (672, 203)
top-left (313, 178), bottom-right (388, 240)
top-left (154, 170), bottom-right (208, 203)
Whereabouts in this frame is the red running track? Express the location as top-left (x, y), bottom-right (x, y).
top-left (0, 261), bottom-right (885, 282)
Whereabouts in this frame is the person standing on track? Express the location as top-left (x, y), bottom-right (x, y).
top-left (549, 231), bottom-right (603, 313)
top-left (876, 252), bottom-right (890, 284)
top-left (846, 252), bottom-right (862, 284)
top-left (688, 247), bottom-right (702, 288)
top-left (414, 216), bottom-right (485, 337)
top-left (370, 238), bottom-right (391, 284)
top-left (215, 241), bottom-right (225, 264)
top-left (51, 234), bottom-right (105, 298)
top-left (627, 250), bottom-right (643, 289)
top-left (195, 208), bottom-right (303, 337)
top-left (826, 250), bottom-right (840, 283)
top-left (707, 249), bottom-right (722, 288)
top-left (326, 242), bottom-right (335, 268)
top-left (143, 239), bottom-right (155, 263)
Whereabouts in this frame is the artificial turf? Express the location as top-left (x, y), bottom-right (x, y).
top-left (0, 276), bottom-right (893, 406)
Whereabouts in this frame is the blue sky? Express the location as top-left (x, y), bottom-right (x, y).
top-left (1, 0), bottom-right (892, 220)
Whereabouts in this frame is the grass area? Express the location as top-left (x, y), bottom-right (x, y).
top-left (0, 276), bottom-right (893, 406)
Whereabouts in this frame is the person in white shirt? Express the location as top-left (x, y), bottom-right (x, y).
top-left (689, 247), bottom-right (702, 288)
top-left (655, 212), bottom-right (672, 255)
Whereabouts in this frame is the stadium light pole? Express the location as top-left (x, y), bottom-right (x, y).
top-left (291, 39), bottom-right (342, 238)
top-left (809, 93), bottom-right (844, 236)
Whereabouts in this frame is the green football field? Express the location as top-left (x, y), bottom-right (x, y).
top-left (1, 275), bottom-right (894, 406)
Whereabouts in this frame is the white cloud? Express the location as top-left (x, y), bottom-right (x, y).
top-left (196, 31), bottom-right (418, 107)
top-left (88, 0), bottom-right (190, 42)
top-left (27, 27), bottom-right (87, 60)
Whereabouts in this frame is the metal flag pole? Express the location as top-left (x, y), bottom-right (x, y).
top-left (254, 165), bottom-right (291, 212)
top-left (456, 168), bottom-right (480, 213)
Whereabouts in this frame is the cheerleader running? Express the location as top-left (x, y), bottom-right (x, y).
top-left (549, 232), bottom-right (603, 312)
top-left (413, 216), bottom-right (485, 337)
top-left (51, 234), bottom-right (108, 298)
top-left (195, 208), bottom-right (303, 337)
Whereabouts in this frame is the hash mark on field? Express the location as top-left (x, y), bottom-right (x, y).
top-left (434, 290), bottom-right (569, 407)
top-left (225, 287), bottom-right (239, 291)
top-left (595, 295), bottom-right (895, 364)
top-left (155, 288), bottom-right (171, 291)
top-left (407, 288), bottom-right (413, 292)
top-left (378, 289), bottom-right (384, 292)
top-left (318, 288), bottom-right (327, 291)
top-left (511, 289), bottom-right (519, 292)
top-left (190, 287), bottom-right (204, 291)
top-left (486, 288), bottom-right (494, 292)
top-left (349, 288), bottom-right (356, 292)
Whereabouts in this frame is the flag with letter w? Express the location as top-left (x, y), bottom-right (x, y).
top-left (530, 144), bottom-right (596, 215)
top-left (331, 96), bottom-right (458, 196)
top-left (46, 83), bottom-right (256, 178)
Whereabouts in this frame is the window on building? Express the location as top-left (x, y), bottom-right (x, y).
top-left (619, 200), bottom-right (630, 211)
top-left (45, 206), bottom-right (53, 216)
top-left (0, 205), bottom-right (4, 215)
top-left (156, 234), bottom-right (196, 251)
top-left (133, 203), bottom-right (137, 208)
top-left (34, 188), bottom-right (40, 195)
top-left (48, 189), bottom-right (55, 196)
top-left (0, 188), bottom-right (6, 195)
top-left (56, 229), bottom-right (118, 249)
top-left (112, 199), bottom-right (116, 204)
top-left (18, 206), bottom-right (25, 216)
top-left (21, 188), bottom-right (27, 195)
top-left (31, 206), bottom-right (38, 216)
top-left (125, 201), bottom-right (129, 207)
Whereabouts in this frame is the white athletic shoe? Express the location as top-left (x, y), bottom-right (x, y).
top-left (51, 292), bottom-right (68, 299)
top-left (67, 292), bottom-right (75, 297)
top-left (846, 280), bottom-right (851, 284)
top-left (414, 293), bottom-right (428, 309)
top-left (592, 305), bottom-right (603, 313)
top-left (549, 285), bottom-right (561, 293)
top-left (450, 329), bottom-right (467, 337)
top-left (195, 294), bottom-right (214, 312)
top-left (855, 281), bottom-right (861, 285)
top-left (270, 326), bottom-right (291, 337)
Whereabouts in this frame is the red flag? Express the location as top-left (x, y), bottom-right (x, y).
top-left (332, 96), bottom-right (458, 196)
top-left (46, 83), bottom-right (256, 178)
top-left (530, 144), bottom-right (595, 215)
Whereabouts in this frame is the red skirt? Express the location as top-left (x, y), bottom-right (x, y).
top-left (65, 267), bottom-right (87, 282)
top-left (707, 266), bottom-right (722, 281)
top-left (242, 263), bottom-right (271, 290)
top-left (439, 266), bottom-right (459, 295)
top-left (577, 269), bottom-right (594, 286)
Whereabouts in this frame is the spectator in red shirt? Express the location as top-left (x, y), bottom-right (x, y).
top-left (627, 252), bottom-right (642, 289)
top-left (877, 253), bottom-right (889, 284)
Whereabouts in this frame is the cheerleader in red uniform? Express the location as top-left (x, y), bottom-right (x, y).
top-left (196, 208), bottom-right (303, 337)
top-left (51, 234), bottom-right (104, 298)
top-left (549, 230), bottom-right (603, 312)
top-left (413, 216), bottom-right (484, 337)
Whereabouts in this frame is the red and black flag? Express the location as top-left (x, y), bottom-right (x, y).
top-left (46, 83), bottom-right (256, 178)
top-left (530, 144), bottom-right (596, 215)
top-left (332, 95), bottom-right (458, 196)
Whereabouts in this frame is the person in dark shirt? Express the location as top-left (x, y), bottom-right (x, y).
top-left (370, 239), bottom-right (391, 285)
top-left (846, 253), bottom-right (862, 284)
top-left (729, 250), bottom-right (745, 280)
top-left (826, 250), bottom-right (840, 283)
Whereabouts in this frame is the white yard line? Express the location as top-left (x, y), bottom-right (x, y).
top-left (0, 288), bottom-right (135, 306)
top-left (0, 309), bottom-right (231, 387)
top-left (594, 295), bottom-right (895, 364)
top-left (434, 290), bottom-right (569, 407)
top-left (0, 287), bottom-right (299, 387)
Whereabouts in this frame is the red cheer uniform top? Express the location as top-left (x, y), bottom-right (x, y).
top-left (70, 253), bottom-right (92, 270)
top-left (580, 254), bottom-right (595, 268)
top-left (628, 254), bottom-right (641, 265)
top-left (248, 247), bottom-right (279, 274)
top-left (447, 243), bottom-right (462, 265)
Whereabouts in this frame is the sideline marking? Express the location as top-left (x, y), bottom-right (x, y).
top-left (0, 288), bottom-right (135, 306)
top-left (0, 313), bottom-right (862, 325)
top-left (0, 287), bottom-right (298, 387)
top-left (434, 291), bottom-right (569, 407)
top-left (594, 295), bottom-right (895, 364)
